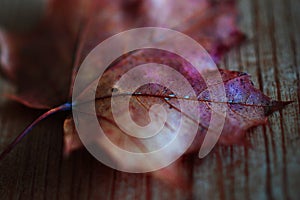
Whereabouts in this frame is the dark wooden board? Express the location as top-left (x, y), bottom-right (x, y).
top-left (0, 0), bottom-right (299, 199)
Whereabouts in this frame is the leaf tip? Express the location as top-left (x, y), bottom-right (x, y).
top-left (264, 100), bottom-right (293, 116)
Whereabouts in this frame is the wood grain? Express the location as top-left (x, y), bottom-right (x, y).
top-left (0, 0), bottom-right (299, 199)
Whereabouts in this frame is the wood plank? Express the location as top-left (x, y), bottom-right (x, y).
top-left (0, 0), bottom-right (299, 199)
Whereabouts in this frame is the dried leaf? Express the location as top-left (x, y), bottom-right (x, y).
top-left (65, 49), bottom-right (289, 151)
top-left (64, 50), bottom-right (289, 184)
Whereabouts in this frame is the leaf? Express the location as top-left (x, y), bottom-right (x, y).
top-left (63, 49), bottom-right (290, 185)
top-left (66, 49), bottom-right (289, 152)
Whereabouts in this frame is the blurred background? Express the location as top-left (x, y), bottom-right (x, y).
top-left (0, 0), bottom-right (46, 31)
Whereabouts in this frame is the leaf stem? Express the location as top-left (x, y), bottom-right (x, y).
top-left (0, 102), bottom-right (72, 161)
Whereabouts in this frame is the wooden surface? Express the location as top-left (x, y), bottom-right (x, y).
top-left (0, 0), bottom-right (299, 199)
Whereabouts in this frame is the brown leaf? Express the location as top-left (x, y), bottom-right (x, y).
top-left (64, 49), bottom-right (290, 185)
top-left (66, 49), bottom-right (289, 149)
